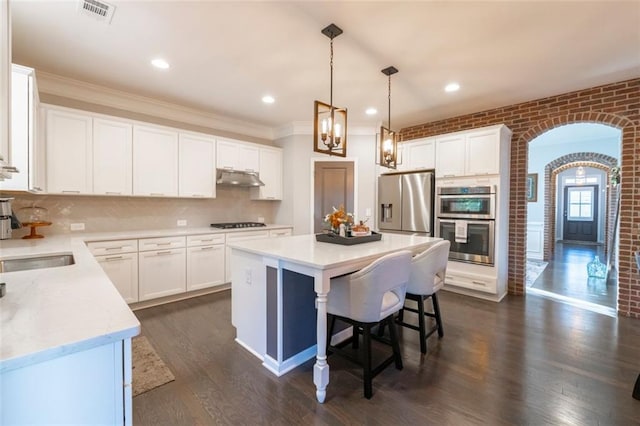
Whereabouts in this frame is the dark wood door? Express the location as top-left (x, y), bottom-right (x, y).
top-left (313, 161), bottom-right (354, 233)
top-left (563, 185), bottom-right (598, 242)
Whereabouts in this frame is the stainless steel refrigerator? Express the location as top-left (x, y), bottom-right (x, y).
top-left (378, 170), bottom-right (435, 235)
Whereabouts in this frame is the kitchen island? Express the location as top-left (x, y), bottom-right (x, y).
top-left (229, 232), bottom-right (440, 403)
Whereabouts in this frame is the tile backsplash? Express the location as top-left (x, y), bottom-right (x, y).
top-left (6, 187), bottom-right (277, 238)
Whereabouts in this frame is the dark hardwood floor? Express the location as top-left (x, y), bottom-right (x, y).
top-left (530, 242), bottom-right (617, 309)
top-left (133, 289), bottom-right (640, 425)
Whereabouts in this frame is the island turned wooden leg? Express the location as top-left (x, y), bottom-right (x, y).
top-left (314, 290), bottom-right (329, 403)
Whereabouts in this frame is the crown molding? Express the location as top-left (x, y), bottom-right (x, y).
top-left (35, 70), bottom-right (274, 140)
top-left (274, 121), bottom-right (378, 140)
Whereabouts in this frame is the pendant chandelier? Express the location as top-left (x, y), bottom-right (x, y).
top-left (314, 23), bottom-right (347, 157)
top-left (380, 66), bottom-right (399, 169)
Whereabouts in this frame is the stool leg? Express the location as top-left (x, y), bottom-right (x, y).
top-left (362, 325), bottom-right (373, 399)
top-left (352, 325), bottom-right (360, 349)
top-left (417, 295), bottom-right (427, 354)
top-left (387, 316), bottom-right (403, 370)
top-left (432, 293), bottom-right (444, 338)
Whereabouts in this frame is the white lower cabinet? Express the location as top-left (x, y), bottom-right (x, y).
top-left (96, 253), bottom-right (139, 303)
top-left (1, 339), bottom-right (132, 425)
top-left (186, 234), bottom-right (225, 291)
top-left (138, 236), bottom-right (186, 301)
top-left (88, 239), bottom-right (139, 303)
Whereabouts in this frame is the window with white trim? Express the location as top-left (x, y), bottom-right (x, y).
top-left (567, 187), bottom-right (594, 221)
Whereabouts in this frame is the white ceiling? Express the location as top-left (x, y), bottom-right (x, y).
top-left (10, 0), bottom-right (640, 133)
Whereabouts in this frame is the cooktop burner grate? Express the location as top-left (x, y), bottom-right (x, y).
top-left (210, 222), bottom-right (267, 229)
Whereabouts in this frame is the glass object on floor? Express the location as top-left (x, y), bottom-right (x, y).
top-left (587, 255), bottom-right (607, 279)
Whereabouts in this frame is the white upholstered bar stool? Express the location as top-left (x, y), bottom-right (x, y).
top-left (396, 240), bottom-right (451, 354)
top-left (326, 250), bottom-right (412, 399)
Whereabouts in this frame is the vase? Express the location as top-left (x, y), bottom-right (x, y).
top-left (587, 255), bottom-right (606, 279)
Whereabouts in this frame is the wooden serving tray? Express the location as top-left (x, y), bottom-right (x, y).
top-left (315, 231), bottom-right (382, 245)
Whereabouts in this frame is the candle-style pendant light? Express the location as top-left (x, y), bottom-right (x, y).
top-left (314, 23), bottom-right (348, 157)
top-left (380, 66), bottom-right (399, 169)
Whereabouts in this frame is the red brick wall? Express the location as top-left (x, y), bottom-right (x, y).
top-left (401, 79), bottom-right (640, 318)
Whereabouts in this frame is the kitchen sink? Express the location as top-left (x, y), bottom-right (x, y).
top-left (0, 253), bottom-right (75, 273)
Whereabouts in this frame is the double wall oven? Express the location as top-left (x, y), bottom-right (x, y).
top-left (435, 186), bottom-right (496, 265)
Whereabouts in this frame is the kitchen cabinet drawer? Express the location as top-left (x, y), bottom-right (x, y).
top-left (187, 233), bottom-right (225, 247)
top-left (138, 248), bottom-right (186, 301)
top-left (444, 270), bottom-right (496, 294)
top-left (187, 245), bottom-right (225, 291)
top-left (87, 239), bottom-right (138, 256)
top-left (95, 252), bottom-right (139, 303)
top-left (269, 228), bottom-right (292, 238)
top-left (139, 236), bottom-right (185, 251)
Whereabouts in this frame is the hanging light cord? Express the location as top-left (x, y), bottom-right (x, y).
top-left (387, 74), bottom-right (392, 129)
top-left (329, 38), bottom-right (334, 109)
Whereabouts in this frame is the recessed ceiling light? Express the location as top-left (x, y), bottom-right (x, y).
top-left (262, 95), bottom-right (275, 104)
top-left (445, 82), bottom-right (460, 93)
top-left (151, 58), bottom-right (170, 69)
top-left (365, 107), bottom-right (378, 115)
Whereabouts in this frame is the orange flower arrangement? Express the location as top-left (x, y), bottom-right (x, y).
top-left (324, 205), bottom-right (354, 231)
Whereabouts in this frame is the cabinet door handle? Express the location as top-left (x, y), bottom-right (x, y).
top-left (191, 194), bottom-right (204, 197)
top-left (105, 255), bottom-right (124, 261)
top-left (200, 246), bottom-right (215, 251)
top-left (156, 242), bottom-right (172, 246)
top-left (156, 250), bottom-right (173, 255)
top-left (62, 190), bottom-right (80, 193)
top-left (443, 174), bottom-right (456, 178)
top-left (105, 246), bottom-right (124, 251)
top-left (1, 166), bottom-right (19, 173)
top-left (150, 192), bottom-right (165, 196)
top-left (105, 191), bottom-right (122, 195)
top-left (472, 280), bottom-right (487, 286)
top-left (31, 186), bottom-right (43, 192)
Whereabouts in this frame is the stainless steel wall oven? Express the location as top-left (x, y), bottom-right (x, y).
top-left (435, 186), bottom-right (496, 265)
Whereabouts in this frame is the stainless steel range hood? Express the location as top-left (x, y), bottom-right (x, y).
top-left (216, 169), bottom-right (265, 187)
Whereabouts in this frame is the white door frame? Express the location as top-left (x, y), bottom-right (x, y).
top-left (309, 157), bottom-right (359, 234)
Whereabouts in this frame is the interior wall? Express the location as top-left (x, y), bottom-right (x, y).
top-left (275, 131), bottom-right (378, 235)
top-left (527, 124), bottom-right (620, 222)
top-left (400, 78), bottom-right (640, 319)
top-left (8, 189), bottom-right (277, 236)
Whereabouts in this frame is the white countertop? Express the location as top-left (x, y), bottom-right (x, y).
top-left (0, 224), bottom-right (291, 373)
top-left (228, 232), bottom-right (441, 270)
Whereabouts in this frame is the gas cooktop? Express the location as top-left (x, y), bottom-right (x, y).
top-left (210, 222), bottom-right (267, 229)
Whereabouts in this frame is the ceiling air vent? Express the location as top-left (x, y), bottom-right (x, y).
top-left (78, 0), bottom-right (116, 24)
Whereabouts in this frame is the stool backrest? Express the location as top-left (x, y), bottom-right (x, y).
top-left (346, 250), bottom-right (412, 323)
top-left (407, 240), bottom-right (451, 296)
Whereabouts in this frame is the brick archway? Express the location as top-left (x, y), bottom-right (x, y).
top-left (401, 78), bottom-right (640, 318)
top-left (542, 152), bottom-right (619, 261)
top-left (518, 113), bottom-right (634, 314)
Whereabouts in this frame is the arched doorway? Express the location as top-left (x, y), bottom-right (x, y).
top-left (517, 113), bottom-right (634, 316)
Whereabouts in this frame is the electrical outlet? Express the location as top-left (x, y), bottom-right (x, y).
top-left (245, 269), bottom-right (252, 285)
top-left (177, 219), bottom-right (187, 227)
top-left (365, 208), bottom-right (372, 217)
top-left (257, 217), bottom-right (265, 223)
top-left (70, 223), bottom-right (85, 231)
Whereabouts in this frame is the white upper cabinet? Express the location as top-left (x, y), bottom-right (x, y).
top-left (250, 147), bottom-right (282, 200)
top-left (179, 133), bottom-right (216, 198)
top-left (435, 133), bottom-right (466, 178)
top-left (132, 124), bottom-right (178, 197)
top-left (46, 108), bottom-right (93, 194)
top-left (465, 128), bottom-right (501, 176)
top-left (0, 1), bottom-right (10, 179)
top-left (216, 138), bottom-right (259, 172)
top-left (435, 125), bottom-right (511, 178)
top-left (1, 64), bottom-right (43, 192)
top-left (93, 118), bottom-right (132, 196)
top-left (406, 137), bottom-right (436, 171)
